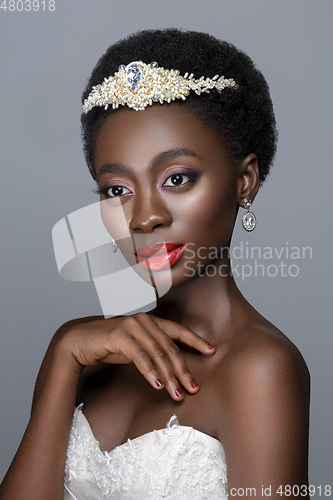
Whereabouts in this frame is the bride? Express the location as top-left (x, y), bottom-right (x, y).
top-left (0, 28), bottom-right (310, 499)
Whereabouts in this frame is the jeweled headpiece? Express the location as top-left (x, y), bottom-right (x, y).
top-left (83, 61), bottom-right (237, 113)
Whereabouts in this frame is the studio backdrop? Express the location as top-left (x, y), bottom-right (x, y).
top-left (0, 0), bottom-right (332, 489)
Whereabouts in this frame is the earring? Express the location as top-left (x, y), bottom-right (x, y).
top-left (111, 237), bottom-right (118, 253)
top-left (241, 197), bottom-right (256, 231)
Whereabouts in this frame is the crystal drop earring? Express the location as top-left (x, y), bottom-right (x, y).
top-left (241, 197), bottom-right (257, 231)
top-left (111, 238), bottom-right (118, 253)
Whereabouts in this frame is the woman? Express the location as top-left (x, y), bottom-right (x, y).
top-left (0, 29), bottom-right (310, 499)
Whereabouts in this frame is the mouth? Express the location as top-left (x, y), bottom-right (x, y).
top-left (135, 243), bottom-right (185, 272)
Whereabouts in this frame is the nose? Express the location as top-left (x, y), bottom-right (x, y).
top-left (129, 188), bottom-right (172, 233)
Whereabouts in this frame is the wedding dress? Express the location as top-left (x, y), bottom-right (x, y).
top-left (64, 405), bottom-right (228, 499)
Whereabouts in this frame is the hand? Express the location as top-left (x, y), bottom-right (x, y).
top-left (56, 312), bottom-right (216, 401)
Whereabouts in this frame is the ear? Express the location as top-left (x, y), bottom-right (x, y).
top-left (237, 153), bottom-right (260, 204)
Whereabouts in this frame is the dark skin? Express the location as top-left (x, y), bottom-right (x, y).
top-left (0, 105), bottom-right (310, 499)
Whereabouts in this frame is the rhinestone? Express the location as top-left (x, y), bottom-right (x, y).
top-left (82, 61), bottom-right (238, 113)
top-left (241, 197), bottom-right (252, 209)
top-left (242, 212), bottom-right (256, 231)
top-left (126, 63), bottom-right (144, 93)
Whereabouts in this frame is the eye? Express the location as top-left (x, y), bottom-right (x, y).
top-left (163, 173), bottom-right (192, 187)
top-left (107, 185), bottom-right (131, 197)
top-left (93, 184), bottom-right (132, 198)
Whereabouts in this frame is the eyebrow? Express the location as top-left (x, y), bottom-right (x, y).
top-left (96, 147), bottom-right (199, 178)
top-left (152, 147), bottom-right (199, 167)
top-left (97, 163), bottom-right (129, 178)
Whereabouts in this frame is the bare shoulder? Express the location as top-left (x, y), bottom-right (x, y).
top-left (31, 315), bottom-right (103, 410)
top-left (209, 319), bottom-right (311, 488)
top-left (215, 321), bottom-right (310, 451)
top-left (219, 321), bottom-right (310, 392)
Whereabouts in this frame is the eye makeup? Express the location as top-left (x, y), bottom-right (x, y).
top-left (94, 168), bottom-right (202, 198)
top-left (162, 169), bottom-right (201, 188)
top-left (93, 185), bottom-right (132, 198)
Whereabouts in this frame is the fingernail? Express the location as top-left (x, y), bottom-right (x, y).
top-left (190, 379), bottom-right (199, 389)
top-left (155, 379), bottom-right (164, 388)
top-left (175, 388), bottom-right (184, 398)
top-left (207, 343), bottom-right (215, 350)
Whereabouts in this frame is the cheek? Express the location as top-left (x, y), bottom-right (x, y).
top-left (100, 198), bottom-right (131, 240)
top-left (172, 180), bottom-right (238, 243)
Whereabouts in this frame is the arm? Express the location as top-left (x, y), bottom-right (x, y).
top-left (0, 313), bottom-right (215, 500)
top-left (217, 330), bottom-right (310, 500)
top-left (0, 320), bottom-right (86, 500)
top-left (31, 316), bottom-right (101, 412)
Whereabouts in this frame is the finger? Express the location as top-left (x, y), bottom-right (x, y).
top-left (106, 329), bottom-right (165, 391)
top-left (119, 317), bottom-right (187, 401)
top-left (148, 315), bottom-right (216, 354)
top-left (141, 342), bottom-right (188, 401)
top-left (132, 314), bottom-right (201, 396)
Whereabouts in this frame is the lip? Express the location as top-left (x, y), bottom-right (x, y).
top-left (136, 243), bottom-right (185, 272)
top-left (136, 243), bottom-right (180, 257)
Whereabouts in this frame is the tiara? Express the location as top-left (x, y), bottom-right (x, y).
top-left (82, 61), bottom-right (237, 113)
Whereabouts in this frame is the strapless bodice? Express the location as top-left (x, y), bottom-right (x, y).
top-left (64, 404), bottom-right (228, 499)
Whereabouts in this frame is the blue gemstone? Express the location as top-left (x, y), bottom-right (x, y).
top-left (126, 63), bottom-right (143, 93)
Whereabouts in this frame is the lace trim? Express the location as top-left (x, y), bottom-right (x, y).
top-left (166, 414), bottom-right (179, 429)
top-left (64, 405), bottom-right (228, 499)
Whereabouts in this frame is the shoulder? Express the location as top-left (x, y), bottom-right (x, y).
top-left (218, 322), bottom-right (310, 397)
top-left (213, 321), bottom-right (311, 435)
top-left (31, 315), bottom-right (103, 410)
top-left (214, 323), bottom-right (310, 483)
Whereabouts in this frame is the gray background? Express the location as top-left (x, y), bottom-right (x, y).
top-left (0, 0), bottom-right (332, 489)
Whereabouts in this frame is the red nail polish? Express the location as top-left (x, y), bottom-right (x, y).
top-left (155, 379), bottom-right (164, 388)
top-left (190, 379), bottom-right (199, 389)
top-left (175, 388), bottom-right (184, 398)
top-left (207, 343), bottom-right (215, 350)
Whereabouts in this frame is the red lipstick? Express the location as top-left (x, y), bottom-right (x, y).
top-left (136, 243), bottom-right (185, 272)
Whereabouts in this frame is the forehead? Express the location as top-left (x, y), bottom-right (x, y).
top-left (93, 105), bottom-right (229, 171)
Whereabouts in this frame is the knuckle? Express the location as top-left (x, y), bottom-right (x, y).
top-left (133, 312), bottom-right (147, 322)
top-left (166, 344), bottom-right (181, 357)
top-left (145, 364), bottom-right (155, 374)
top-left (123, 316), bottom-right (138, 329)
top-left (110, 326), bottom-right (125, 341)
top-left (134, 348), bottom-right (149, 360)
top-left (153, 348), bottom-right (167, 360)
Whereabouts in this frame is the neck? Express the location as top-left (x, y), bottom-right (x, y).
top-left (153, 258), bottom-right (242, 342)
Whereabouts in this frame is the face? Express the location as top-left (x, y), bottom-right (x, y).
top-left (93, 104), bottom-right (241, 290)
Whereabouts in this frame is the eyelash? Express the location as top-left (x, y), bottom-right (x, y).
top-left (93, 171), bottom-right (201, 198)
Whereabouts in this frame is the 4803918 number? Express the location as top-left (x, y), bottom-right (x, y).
top-left (1, 0), bottom-right (55, 11)
top-left (276, 485), bottom-right (332, 496)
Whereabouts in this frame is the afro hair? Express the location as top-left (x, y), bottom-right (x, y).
top-left (81, 29), bottom-right (277, 185)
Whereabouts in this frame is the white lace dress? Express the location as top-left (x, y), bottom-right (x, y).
top-left (64, 405), bottom-right (228, 500)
